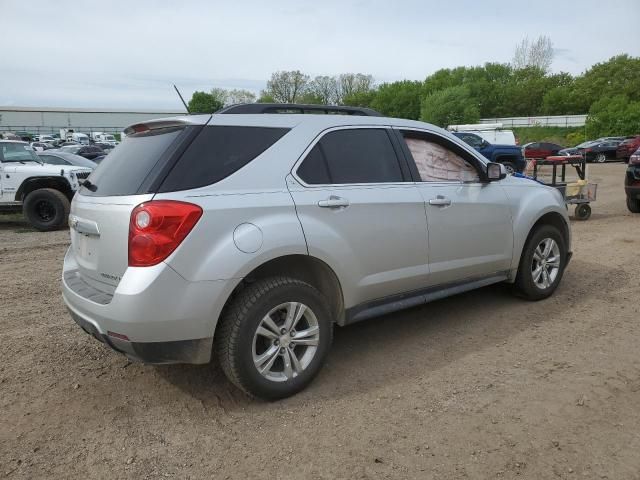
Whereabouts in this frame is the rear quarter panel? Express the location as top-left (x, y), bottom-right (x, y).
top-left (153, 188), bottom-right (308, 283)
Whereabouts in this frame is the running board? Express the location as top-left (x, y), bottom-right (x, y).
top-left (343, 273), bottom-right (508, 326)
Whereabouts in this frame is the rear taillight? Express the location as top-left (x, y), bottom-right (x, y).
top-left (128, 201), bottom-right (203, 267)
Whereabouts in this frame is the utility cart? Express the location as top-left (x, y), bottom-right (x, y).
top-left (528, 155), bottom-right (598, 220)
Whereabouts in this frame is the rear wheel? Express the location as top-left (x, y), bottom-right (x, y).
top-left (215, 277), bottom-right (333, 400)
top-left (23, 188), bottom-right (70, 231)
top-left (515, 225), bottom-right (567, 301)
top-left (627, 196), bottom-right (640, 213)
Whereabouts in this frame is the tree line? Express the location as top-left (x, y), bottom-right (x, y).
top-left (188, 51), bottom-right (640, 139)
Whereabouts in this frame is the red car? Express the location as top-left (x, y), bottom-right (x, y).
top-left (616, 136), bottom-right (640, 162)
top-left (522, 142), bottom-right (564, 159)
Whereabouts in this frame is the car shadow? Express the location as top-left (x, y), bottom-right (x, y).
top-left (154, 258), bottom-right (628, 410)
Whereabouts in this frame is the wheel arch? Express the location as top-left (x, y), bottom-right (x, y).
top-left (219, 254), bottom-right (345, 328)
top-left (511, 210), bottom-right (571, 281)
top-left (16, 176), bottom-right (73, 202)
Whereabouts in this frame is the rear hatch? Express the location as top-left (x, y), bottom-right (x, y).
top-left (68, 119), bottom-right (206, 292)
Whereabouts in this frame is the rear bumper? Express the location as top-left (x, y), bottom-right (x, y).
top-left (68, 308), bottom-right (212, 364)
top-left (62, 247), bottom-right (237, 364)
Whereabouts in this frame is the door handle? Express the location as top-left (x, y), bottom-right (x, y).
top-left (429, 196), bottom-right (452, 206)
top-left (318, 196), bottom-right (350, 209)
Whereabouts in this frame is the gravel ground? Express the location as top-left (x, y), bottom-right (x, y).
top-left (1, 163), bottom-right (639, 479)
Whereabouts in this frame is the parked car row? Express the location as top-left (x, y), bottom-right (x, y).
top-left (521, 135), bottom-right (640, 164)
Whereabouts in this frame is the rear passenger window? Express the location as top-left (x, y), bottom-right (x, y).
top-left (296, 144), bottom-right (330, 184)
top-left (159, 126), bottom-right (289, 192)
top-left (297, 129), bottom-right (403, 184)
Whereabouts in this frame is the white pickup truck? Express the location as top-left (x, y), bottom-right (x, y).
top-left (0, 140), bottom-right (92, 230)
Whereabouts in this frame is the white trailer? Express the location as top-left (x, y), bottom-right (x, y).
top-left (447, 123), bottom-right (517, 145)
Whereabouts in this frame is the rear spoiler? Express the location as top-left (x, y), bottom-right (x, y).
top-left (123, 117), bottom-right (209, 137)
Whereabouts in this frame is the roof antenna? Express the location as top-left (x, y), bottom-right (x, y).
top-left (173, 84), bottom-right (191, 114)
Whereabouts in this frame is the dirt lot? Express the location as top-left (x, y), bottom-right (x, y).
top-left (1, 163), bottom-right (639, 479)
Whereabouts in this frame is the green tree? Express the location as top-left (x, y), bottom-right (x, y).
top-left (341, 90), bottom-right (377, 108)
top-left (574, 54), bottom-right (640, 108)
top-left (370, 80), bottom-right (423, 119)
top-left (263, 70), bottom-right (310, 103)
top-left (336, 73), bottom-right (374, 104)
top-left (586, 95), bottom-right (640, 138)
top-left (187, 90), bottom-right (224, 113)
top-left (257, 92), bottom-right (275, 103)
top-left (420, 86), bottom-right (480, 127)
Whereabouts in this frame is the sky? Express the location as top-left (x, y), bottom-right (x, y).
top-left (2, 0), bottom-right (639, 110)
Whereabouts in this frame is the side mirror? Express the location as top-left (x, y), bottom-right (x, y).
top-left (486, 162), bottom-right (506, 181)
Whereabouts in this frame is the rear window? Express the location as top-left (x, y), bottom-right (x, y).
top-left (81, 127), bottom-right (187, 197)
top-left (157, 126), bottom-right (289, 192)
top-left (82, 125), bottom-right (289, 197)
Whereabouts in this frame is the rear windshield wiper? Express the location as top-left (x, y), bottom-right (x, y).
top-left (81, 179), bottom-right (97, 192)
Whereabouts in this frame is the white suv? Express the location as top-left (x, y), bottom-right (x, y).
top-left (0, 140), bottom-right (92, 230)
top-left (61, 104), bottom-right (572, 399)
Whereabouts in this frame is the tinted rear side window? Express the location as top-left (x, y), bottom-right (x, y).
top-left (296, 144), bottom-right (330, 184)
top-left (81, 127), bottom-right (187, 196)
top-left (297, 128), bottom-right (403, 184)
top-left (158, 126), bottom-right (289, 192)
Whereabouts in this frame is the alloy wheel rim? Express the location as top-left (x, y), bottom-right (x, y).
top-left (252, 302), bottom-right (319, 382)
top-left (531, 238), bottom-right (561, 289)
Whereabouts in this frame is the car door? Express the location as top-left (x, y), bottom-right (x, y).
top-left (288, 127), bottom-right (430, 308)
top-left (395, 128), bottom-right (513, 286)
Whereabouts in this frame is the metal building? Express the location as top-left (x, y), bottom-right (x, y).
top-left (0, 106), bottom-right (185, 136)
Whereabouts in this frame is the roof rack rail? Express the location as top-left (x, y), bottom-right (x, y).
top-left (216, 103), bottom-right (382, 117)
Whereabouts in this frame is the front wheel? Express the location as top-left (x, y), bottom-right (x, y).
top-left (215, 277), bottom-right (333, 400)
top-left (514, 225), bottom-right (567, 301)
top-left (595, 153), bottom-right (607, 163)
top-left (23, 188), bottom-right (70, 231)
top-left (502, 162), bottom-right (515, 175)
top-left (627, 196), bottom-right (640, 213)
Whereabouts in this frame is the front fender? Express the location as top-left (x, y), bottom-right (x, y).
top-left (501, 181), bottom-right (571, 273)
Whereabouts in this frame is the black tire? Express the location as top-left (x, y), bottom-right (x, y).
top-left (595, 153), bottom-right (607, 163)
top-left (574, 203), bottom-right (592, 220)
top-left (514, 225), bottom-right (567, 301)
top-left (23, 188), bottom-right (70, 231)
top-left (215, 277), bottom-right (333, 400)
top-left (627, 196), bottom-right (640, 213)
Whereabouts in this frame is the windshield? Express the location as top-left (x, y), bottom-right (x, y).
top-left (0, 142), bottom-right (40, 163)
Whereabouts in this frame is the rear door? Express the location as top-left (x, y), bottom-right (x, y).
top-left (289, 127), bottom-right (429, 307)
top-left (396, 128), bottom-right (513, 285)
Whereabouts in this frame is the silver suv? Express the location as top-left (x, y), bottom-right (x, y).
top-left (62, 104), bottom-right (572, 399)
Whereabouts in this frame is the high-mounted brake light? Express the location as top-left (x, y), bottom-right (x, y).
top-left (128, 201), bottom-right (203, 267)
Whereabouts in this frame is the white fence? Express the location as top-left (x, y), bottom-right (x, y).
top-left (480, 115), bottom-right (587, 128)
